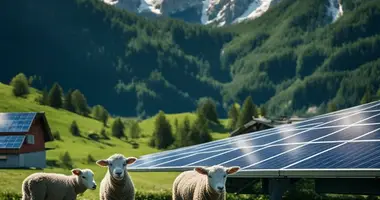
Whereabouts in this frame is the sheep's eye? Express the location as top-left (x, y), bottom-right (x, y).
top-left (109, 163), bottom-right (113, 166)
top-left (223, 175), bottom-right (226, 178)
top-left (82, 176), bottom-right (86, 179)
top-left (123, 163), bottom-right (127, 166)
top-left (208, 175), bottom-right (212, 178)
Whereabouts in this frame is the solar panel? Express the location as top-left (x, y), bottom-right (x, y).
top-left (0, 112), bottom-right (36, 133)
top-left (0, 135), bottom-right (26, 149)
top-left (129, 101), bottom-right (380, 178)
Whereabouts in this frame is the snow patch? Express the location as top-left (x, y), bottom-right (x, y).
top-left (103, 0), bottom-right (119, 6)
top-left (207, 3), bottom-right (230, 26)
top-left (138, 0), bottom-right (162, 15)
top-left (201, 0), bottom-right (211, 24)
top-left (233, 0), bottom-right (273, 24)
top-left (328, 0), bottom-right (343, 23)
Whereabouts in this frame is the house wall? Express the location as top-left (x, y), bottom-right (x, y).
top-left (0, 154), bottom-right (19, 168)
top-left (0, 151), bottom-right (46, 168)
top-left (19, 118), bottom-right (45, 154)
top-left (20, 151), bottom-right (46, 169)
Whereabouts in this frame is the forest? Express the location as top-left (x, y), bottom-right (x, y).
top-left (1, 0), bottom-right (380, 118)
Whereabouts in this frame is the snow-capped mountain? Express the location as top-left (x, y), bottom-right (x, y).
top-left (102, 0), bottom-right (343, 26)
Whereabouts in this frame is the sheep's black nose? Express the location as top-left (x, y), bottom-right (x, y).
top-left (217, 186), bottom-right (224, 191)
top-left (116, 172), bottom-right (122, 176)
top-left (93, 185), bottom-right (97, 189)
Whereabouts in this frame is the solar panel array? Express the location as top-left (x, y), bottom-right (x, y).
top-left (0, 112), bottom-right (36, 133)
top-left (129, 100), bottom-right (380, 177)
top-left (0, 135), bottom-right (26, 149)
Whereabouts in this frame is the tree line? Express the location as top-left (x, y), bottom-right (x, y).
top-left (10, 73), bottom-right (109, 125)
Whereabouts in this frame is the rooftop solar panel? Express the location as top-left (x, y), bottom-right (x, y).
top-left (0, 135), bottom-right (26, 149)
top-left (129, 101), bottom-right (380, 178)
top-left (0, 112), bottom-right (36, 133)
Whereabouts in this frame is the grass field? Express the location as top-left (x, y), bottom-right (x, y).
top-left (0, 83), bottom-right (230, 199)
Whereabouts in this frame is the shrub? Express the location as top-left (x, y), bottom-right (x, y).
top-left (131, 141), bottom-right (139, 149)
top-left (112, 118), bottom-right (126, 139)
top-left (100, 128), bottom-right (110, 140)
top-left (10, 73), bottom-right (30, 97)
top-left (70, 120), bottom-right (81, 137)
top-left (88, 132), bottom-right (100, 141)
top-left (52, 131), bottom-right (62, 141)
top-left (59, 151), bottom-right (73, 169)
top-left (87, 154), bottom-right (96, 164)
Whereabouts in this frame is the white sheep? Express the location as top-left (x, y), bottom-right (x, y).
top-left (96, 153), bottom-right (137, 200)
top-left (172, 165), bottom-right (240, 200)
top-left (21, 168), bottom-right (97, 200)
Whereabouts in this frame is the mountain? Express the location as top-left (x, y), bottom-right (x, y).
top-left (1, 0), bottom-right (380, 118)
top-left (101, 0), bottom-right (344, 26)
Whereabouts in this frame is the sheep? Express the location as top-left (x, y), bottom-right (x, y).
top-left (172, 165), bottom-right (240, 200)
top-left (21, 168), bottom-right (97, 200)
top-left (96, 153), bottom-right (138, 200)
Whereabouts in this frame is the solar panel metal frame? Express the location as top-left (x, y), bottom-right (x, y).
top-left (129, 101), bottom-right (380, 178)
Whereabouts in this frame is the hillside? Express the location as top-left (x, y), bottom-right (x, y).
top-left (1, 0), bottom-right (380, 118)
top-left (0, 83), bottom-right (229, 199)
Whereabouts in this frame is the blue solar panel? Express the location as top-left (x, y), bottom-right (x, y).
top-left (129, 101), bottom-right (380, 178)
top-left (0, 135), bottom-right (26, 149)
top-left (286, 141), bottom-right (380, 169)
top-left (0, 112), bottom-right (36, 133)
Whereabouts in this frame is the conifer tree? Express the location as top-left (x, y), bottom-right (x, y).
top-left (238, 96), bottom-right (257, 127)
top-left (152, 111), bottom-right (174, 149)
top-left (63, 89), bottom-right (75, 112)
top-left (48, 82), bottom-right (63, 108)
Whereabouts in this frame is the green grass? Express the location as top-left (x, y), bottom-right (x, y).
top-left (0, 83), bottom-right (230, 199)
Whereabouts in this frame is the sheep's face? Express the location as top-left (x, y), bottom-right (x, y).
top-left (195, 165), bottom-right (240, 193)
top-left (71, 168), bottom-right (97, 190)
top-left (96, 154), bottom-right (137, 181)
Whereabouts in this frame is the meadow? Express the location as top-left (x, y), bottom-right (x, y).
top-left (0, 83), bottom-right (230, 199)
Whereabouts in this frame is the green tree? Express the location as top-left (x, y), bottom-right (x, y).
top-left (151, 111), bottom-right (174, 149)
top-left (361, 86), bottom-right (372, 105)
top-left (10, 73), bottom-right (30, 97)
top-left (189, 112), bottom-right (212, 145)
top-left (177, 117), bottom-right (191, 147)
top-left (39, 86), bottom-right (49, 105)
top-left (100, 128), bottom-right (110, 140)
top-left (196, 97), bottom-right (219, 124)
top-left (227, 104), bottom-right (239, 130)
top-left (70, 120), bottom-right (81, 137)
top-left (260, 105), bottom-right (267, 117)
top-left (92, 105), bottom-right (109, 126)
top-left (59, 151), bottom-right (73, 169)
top-left (327, 101), bottom-right (337, 112)
top-left (174, 118), bottom-right (179, 132)
top-left (71, 89), bottom-right (89, 116)
top-left (238, 96), bottom-right (258, 127)
top-left (112, 118), bottom-right (125, 139)
top-left (63, 89), bottom-right (75, 112)
top-left (48, 82), bottom-right (63, 108)
top-left (129, 120), bottom-right (141, 139)
top-left (87, 154), bottom-right (96, 164)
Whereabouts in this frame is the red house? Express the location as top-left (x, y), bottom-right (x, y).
top-left (0, 112), bottom-right (53, 169)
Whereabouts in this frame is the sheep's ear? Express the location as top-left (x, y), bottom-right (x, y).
top-left (226, 166), bottom-right (240, 175)
top-left (194, 167), bottom-right (208, 175)
top-left (96, 159), bottom-right (109, 167)
top-left (126, 157), bottom-right (137, 165)
top-left (71, 169), bottom-right (82, 176)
